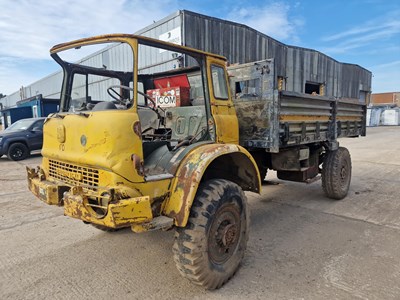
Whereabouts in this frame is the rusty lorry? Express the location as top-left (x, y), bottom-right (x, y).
top-left (27, 34), bottom-right (366, 289)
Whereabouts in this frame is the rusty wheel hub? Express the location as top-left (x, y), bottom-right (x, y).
top-left (208, 203), bottom-right (241, 265)
top-left (221, 223), bottom-right (237, 247)
top-left (340, 166), bottom-right (347, 180)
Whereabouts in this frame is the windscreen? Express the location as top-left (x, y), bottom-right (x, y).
top-left (56, 42), bottom-right (135, 112)
top-left (57, 42), bottom-right (133, 72)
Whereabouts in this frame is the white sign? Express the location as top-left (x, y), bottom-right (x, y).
top-left (156, 95), bottom-right (177, 108)
top-left (159, 27), bottom-right (181, 53)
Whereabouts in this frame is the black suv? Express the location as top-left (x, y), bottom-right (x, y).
top-left (0, 117), bottom-right (45, 161)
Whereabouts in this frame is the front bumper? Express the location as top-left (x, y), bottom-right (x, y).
top-left (27, 166), bottom-right (153, 229)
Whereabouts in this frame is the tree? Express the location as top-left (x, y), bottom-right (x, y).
top-left (0, 93), bottom-right (6, 99)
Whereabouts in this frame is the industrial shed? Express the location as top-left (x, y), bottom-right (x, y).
top-left (0, 94), bottom-right (59, 128)
top-left (1, 10), bottom-right (372, 108)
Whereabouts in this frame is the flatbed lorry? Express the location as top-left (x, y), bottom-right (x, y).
top-left (27, 34), bottom-right (366, 289)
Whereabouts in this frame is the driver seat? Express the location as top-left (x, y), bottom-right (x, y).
top-left (137, 109), bottom-right (159, 134)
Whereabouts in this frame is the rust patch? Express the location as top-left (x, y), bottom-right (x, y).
top-left (131, 154), bottom-right (144, 176)
top-left (165, 143), bottom-right (261, 226)
top-left (133, 121), bottom-right (141, 137)
top-left (171, 144), bottom-right (238, 225)
top-left (235, 100), bottom-right (270, 140)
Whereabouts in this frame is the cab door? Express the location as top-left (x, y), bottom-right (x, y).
top-left (206, 57), bottom-right (239, 144)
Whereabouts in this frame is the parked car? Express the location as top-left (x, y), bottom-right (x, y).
top-left (0, 117), bottom-right (45, 161)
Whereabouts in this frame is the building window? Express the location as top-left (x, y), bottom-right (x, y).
top-left (305, 82), bottom-right (325, 95)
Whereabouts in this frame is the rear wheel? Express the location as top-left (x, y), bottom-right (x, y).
top-left (8, 143), bottom-right (29, 161)
top-left (173, 179), bottom-right (249, 290)
top-left (322, 147), bottom-right (352, 200)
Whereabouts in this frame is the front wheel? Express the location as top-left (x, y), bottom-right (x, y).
top-left (322, 147), bottom-right (352, 200)
top-left (173, 179), bottom-right (249, 290)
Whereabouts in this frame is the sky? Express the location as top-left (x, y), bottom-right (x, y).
top-left (0, 0), bottom-right (399, 97)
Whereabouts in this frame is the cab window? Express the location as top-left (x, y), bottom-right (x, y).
top-left (211, 65), bottom-right (228, 100)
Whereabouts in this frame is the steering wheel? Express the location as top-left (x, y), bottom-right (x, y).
top-left (107, 85), bottom-right (134, 105)
top-left (107, 85), bottom-right (157, 109)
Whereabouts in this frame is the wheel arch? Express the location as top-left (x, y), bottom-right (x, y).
top-left (6, 138), bottom-right (30, 151)
top-left (163, 143), bottom-right (261, 227)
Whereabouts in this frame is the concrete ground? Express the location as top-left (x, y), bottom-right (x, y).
top-left (0, 126), bottom-right (399, 299)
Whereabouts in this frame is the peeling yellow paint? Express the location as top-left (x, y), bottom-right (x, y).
top-left (163, 143), bottom-right (260, 227)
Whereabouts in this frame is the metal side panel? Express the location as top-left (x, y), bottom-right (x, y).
top-left (278, 91), bottom-right (366, 147)
top-left (229, 59), bottom-right (279, 152)
top-left (278, 91), bottom-right (335, 147)
top-left (337, 100), bottom-right (366, 137)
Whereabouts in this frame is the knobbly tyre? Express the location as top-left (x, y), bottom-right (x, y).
top-left (27, 34), bottom-right (366, 289)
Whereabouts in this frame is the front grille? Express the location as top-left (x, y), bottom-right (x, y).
top-left (48, 159), bottom-right (99, 190)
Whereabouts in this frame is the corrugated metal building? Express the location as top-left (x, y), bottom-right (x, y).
top-left (1, 10), bottom-right (372, 108)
